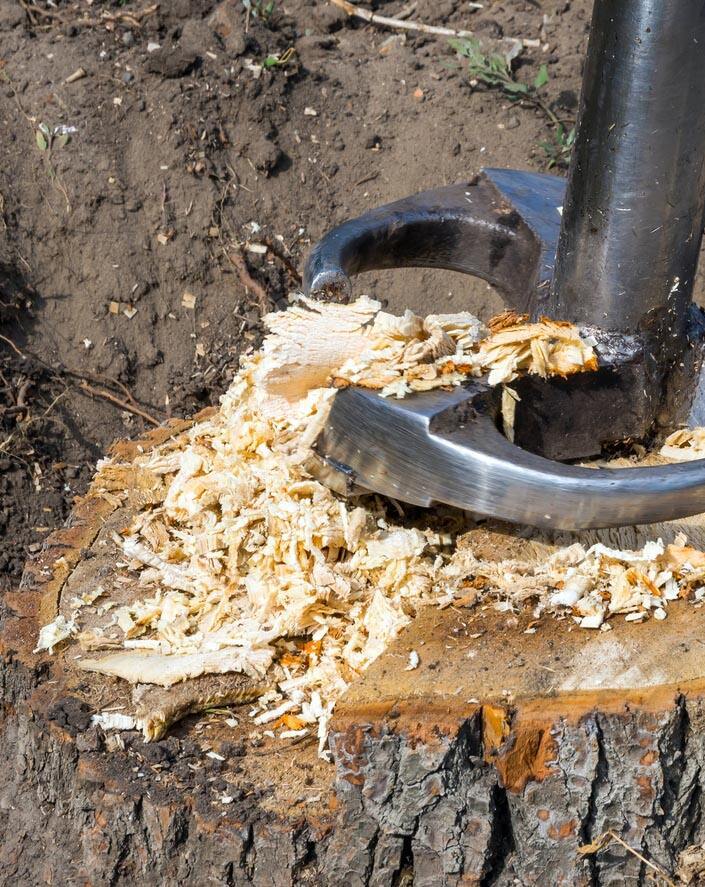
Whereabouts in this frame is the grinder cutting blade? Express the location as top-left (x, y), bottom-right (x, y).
top-left (303, 0), bottom-right (705, 530)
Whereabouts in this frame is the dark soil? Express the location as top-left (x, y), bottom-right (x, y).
top-left (0, 0), bottom-right (602, 592)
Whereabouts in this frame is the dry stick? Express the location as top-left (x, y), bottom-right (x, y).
top-left (329, 0), bottom-right (475, 38)
top-left (0, 333), bottom-right (25, 359)
top-left (329, 0), bottom-right (540, 47)
top-left (0, 331), bottom-right (161, 427)
top-left (77, 381), bottom-right (161, 427)
top-left (229, 249), bottom-right (271, 311)
top-left (260, 237), bottom-right (303, 285)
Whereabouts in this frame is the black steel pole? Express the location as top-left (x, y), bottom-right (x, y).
top-left (548, 0), bottom-right (705, 340)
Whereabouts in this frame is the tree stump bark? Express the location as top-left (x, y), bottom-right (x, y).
top-left (3, 421), bottom-right (705, 884)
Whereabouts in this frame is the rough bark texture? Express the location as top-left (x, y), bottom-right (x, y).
top-left (6, 626), bottom-right (705, 886)
top-left (329, 695), bottom-right (705, 886)
top-left (3, 420), bottom-right (705, 884)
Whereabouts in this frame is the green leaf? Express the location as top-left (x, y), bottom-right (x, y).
top-left (263, 55), bottom-right (280, 67)
top-left (533, 64), bottom-right (549, 89)
top-left (35, 130), bottom-right (48, 151)
top-left (55, 133), bottom-right (70, 149)
top-left (448, 36), bottom-right (480, 59)
top-left (502, 80), bottom-right (529, 94)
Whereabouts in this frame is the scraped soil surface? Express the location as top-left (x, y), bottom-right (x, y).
top-left (0, 0), bottom-right (604, 592)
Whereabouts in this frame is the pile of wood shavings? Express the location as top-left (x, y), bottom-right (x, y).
top-left (35, 295), bottom-right (607, 752)
top-left (331, 306), bottom-right (598, 396)
top-left (442, 535), bottom-right (705, 630)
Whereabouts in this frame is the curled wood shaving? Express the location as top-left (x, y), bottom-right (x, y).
top-left (475, 316), bottom-right (598, 386)
top-left (660, 427), bottom-right (705, 462)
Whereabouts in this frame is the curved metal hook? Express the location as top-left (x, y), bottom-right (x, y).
top-left (303, 171), bottom-right (565, 315)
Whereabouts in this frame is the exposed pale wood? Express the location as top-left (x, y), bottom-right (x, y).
top-left (256, 296), bottom-right (377, 404)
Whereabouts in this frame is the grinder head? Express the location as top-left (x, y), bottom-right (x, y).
top-left (302, 0), bottom-right (705, 530)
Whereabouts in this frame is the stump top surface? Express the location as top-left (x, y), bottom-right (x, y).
top-left (338, 597), bottom-right (705, 724)
top-left (8, 421), bottom-right (705, 885)
top-left (14, 416), bottom-right (705, 738)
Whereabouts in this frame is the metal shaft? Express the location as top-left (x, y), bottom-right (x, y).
top-left (548, 0), bottom-right (705, 337)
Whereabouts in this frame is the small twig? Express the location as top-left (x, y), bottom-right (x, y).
top-left (102, 3), bottom-right (159, 28)
top-left (94, 374), bottom-right (142, 409)
top-left (0, 333), bottom-right (25, 359)
top-left (77, 381), bottom-right (161, 427)
top-left (17, 0), bottom-right (68, 25)
top-left (354, 172), bottom-right (379, 187)
top-left (15, 378), bottom-right (31, 408)
top-left (578, 831), bottom-right (677, 887)
top-left (330, 0), bottom-right (475, 38)
top-left (229, 249), bottom-right (271, 311)
top-left (18, 0), bottom-right (158, 31)
top-left (40, 388), bottom-right (68, 419)
top-left (2, 335), bottom-right (160, 422)
top-left (260, 236), bottom-right (303, 285)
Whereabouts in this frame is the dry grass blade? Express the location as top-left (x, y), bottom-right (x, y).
top-left (578, 830), bottom-right (677, 887)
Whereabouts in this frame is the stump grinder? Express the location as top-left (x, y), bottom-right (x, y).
top-left (303, 0), bottom-right (705, 530)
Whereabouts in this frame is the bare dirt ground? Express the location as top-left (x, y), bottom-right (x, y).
top-left (0, 0), bottom-right (594, 592)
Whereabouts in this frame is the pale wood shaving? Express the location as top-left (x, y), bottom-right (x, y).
top-left (660, 427), bottom-right (705, 462)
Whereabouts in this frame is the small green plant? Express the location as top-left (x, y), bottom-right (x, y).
top-left (33, 122), bottom-right (73, 212)
top-left (242, 0), bottom-right (276, 24)
top-left (539, 124), bottom-right (576, 170)
top-left (449, 37), bottom-right (575, 169)
top-left (35, 122), bottom-right (72, 153)
top-left (449, 37), bottom-right (548, 97)
top-left (263, 46), bottom-right (295, 68)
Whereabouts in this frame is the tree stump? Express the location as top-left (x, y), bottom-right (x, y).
top-left (3, 422), bottom-right (705, 884)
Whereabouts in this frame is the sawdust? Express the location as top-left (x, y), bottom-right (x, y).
top-left (45, 295), bottom-right (705, 752)
top-left (660, 427), bottom-right (705, 462)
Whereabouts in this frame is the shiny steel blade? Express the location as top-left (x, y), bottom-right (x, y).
top-left (314, 386), bottom-right (705, 530)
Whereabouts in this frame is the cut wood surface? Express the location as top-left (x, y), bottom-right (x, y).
top-left (4, 419), bottom-right (705, 885)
